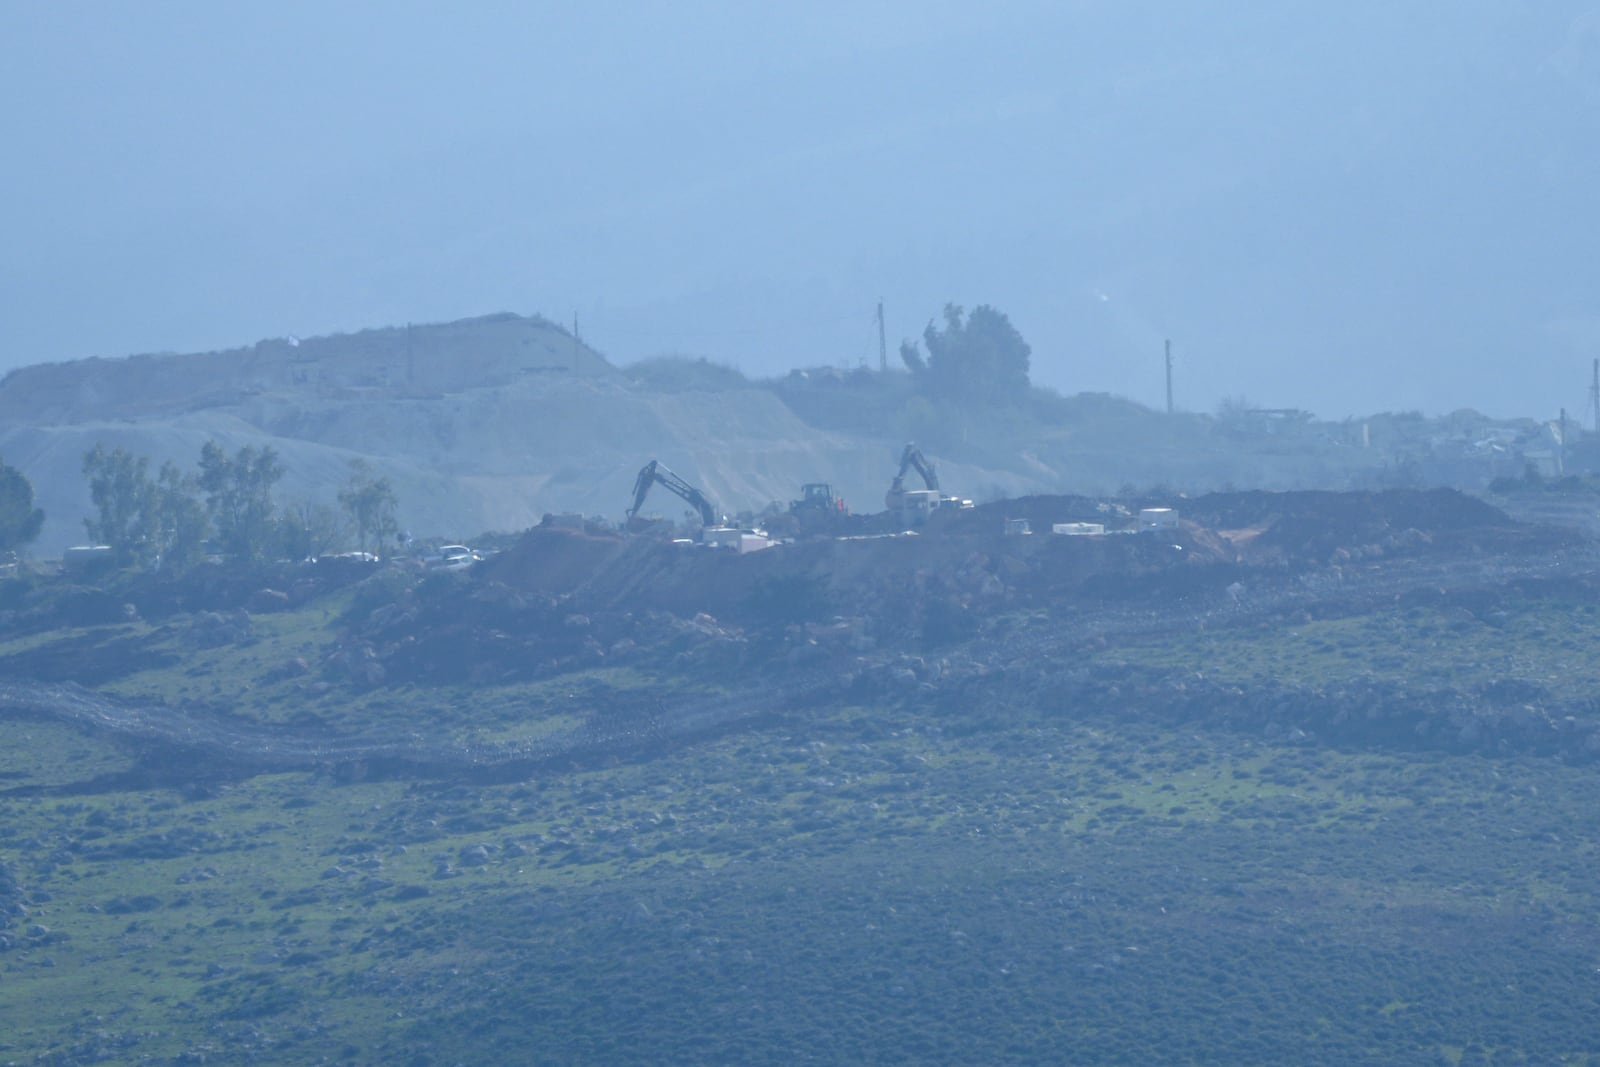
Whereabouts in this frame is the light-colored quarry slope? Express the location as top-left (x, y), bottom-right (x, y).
top-left (0, 314), bottom-right (1029, 554)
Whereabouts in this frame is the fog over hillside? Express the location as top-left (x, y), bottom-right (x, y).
top-left (4, 3), bottom-right (1600, 420)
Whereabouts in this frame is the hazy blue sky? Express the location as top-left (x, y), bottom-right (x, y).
top-left (4, 1), bottom-right (1598, 419)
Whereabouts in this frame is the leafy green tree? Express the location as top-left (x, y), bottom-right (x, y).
top-left (82, 445), bottom-right (209, 568)
top-left (197, 442), bottom-right (284, 562)
top-left (337, 460), bottom-right (399, 557)
top-left (283, 499), bottom-right (347, 561)
top-left (0, 459), bottom-right (44, 555)
top-left (898, 339), bottom-right (927, 376)
top-left (83, 445), bottom-right (156, 562)
top-left (153, 461), bottom-right (209, 569)
top-left (900, 303), bottom-right (1031, 406)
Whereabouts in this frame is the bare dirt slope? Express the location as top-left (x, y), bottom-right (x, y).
top-left (0, 312), bottom-right (1425, 557)
top-left (0, 314), bottom-right (1035, 554)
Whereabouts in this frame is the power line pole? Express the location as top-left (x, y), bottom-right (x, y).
top-left (876, 300), bottom-right (888, 373)
top-left (1165, 339), bottom-right (1174, 415)
top-left (1589, 357), bottom-right (1599, 432)
top-left (1560, 407), bottom-right (1568, 474)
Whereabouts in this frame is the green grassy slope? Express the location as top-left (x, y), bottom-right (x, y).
top-left (3, 699), bottom-right (1598, 1065)
top-left (3, 507), bottom-right (1600, 1064)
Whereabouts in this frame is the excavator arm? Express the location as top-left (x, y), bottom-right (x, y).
top-left (886, 442), bottom-right (958, 522)
top-left (627, 460), bottom-right (720, 528)
top-left (890, 443), bottom-right (940, 495)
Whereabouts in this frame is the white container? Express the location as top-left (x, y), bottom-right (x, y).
top-left (1138, 508), bottom-right (1179, 533)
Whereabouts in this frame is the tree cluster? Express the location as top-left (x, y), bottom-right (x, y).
top-left (82, 446), bottom-right (205, 569)
top-left (899, 303), bottom-right (1032, 407)
top-left (81, 442), bottom-right (400, 570)
top-left (337, 459), bottom-right (400, 557)
top-left (0, 459), bottom-right (44, 555)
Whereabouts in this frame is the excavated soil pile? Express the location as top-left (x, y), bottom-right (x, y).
top-left (480, 518), bottom-right (1229, 633)
top-left (351, 487), bottom-right (1582, 690)
top-left (1174, 488), bottom-right (1528, 565)
top-left (478, 527), bottom-right (634, 597)
top-left (13, 488), bottom-right (1600, 776)
top-left (1183, 486), bottom-right (1505, 534)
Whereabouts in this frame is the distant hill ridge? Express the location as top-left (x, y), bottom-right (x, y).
top-left (0, 311), bottom-right (1559, 560)
top-left (0, 312), bottom-right (909, 556)
top-left (0, 312), bottom-right (615, 426)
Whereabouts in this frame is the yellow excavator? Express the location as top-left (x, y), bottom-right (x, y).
top-left (884, 443), bottom-right (969, 525)
top-left (626, 460), bottom-right (720, 530)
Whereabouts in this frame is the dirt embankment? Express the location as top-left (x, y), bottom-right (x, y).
top-left (4, 487), bottom-right (1594, 784)
top-left (483, 488), bottom-right (1546, 623)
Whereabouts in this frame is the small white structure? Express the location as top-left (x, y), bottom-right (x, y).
top-left (1052, 522), bottom-right (1104, 536)
top-left (1004, 518), bottom-right (1033, 536)
top-left (737, 531), bottom-right (775, 554)
top-left (1138, 508), bottom-right (1179, 534)
top-left (704, 527), bottom-right (775, 554)
top-left (896, 489), bottom-right (942, 526)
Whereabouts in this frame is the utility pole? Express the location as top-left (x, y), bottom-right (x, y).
top-left (406, 322), bottom-right (414, 388)
top-left (1560, 407), bottom-right (1568, 475)
top-left (876, 300), bottom-right (888, 373)
top-left (1589, 358), bottom-right (1599, 432)
top-left (1165, 339), bottom-right (1174, 415)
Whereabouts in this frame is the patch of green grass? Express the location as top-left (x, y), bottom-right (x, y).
top-left (6, 577), bottom-right (1600, 1062)
top-left (1108, 598), bottom-right (1600, 705)
top-left (5, 706), bottom-right (1600, 1063)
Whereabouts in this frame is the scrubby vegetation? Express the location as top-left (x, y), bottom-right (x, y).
top-left (2, 489), bottom-right (1600, 1064)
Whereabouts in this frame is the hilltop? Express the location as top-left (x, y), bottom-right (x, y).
top-left (0, 312), bottom-right (1576, 558)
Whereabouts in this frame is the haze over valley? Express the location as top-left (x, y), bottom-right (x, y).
top-left (6, 2), bottom-right (1600, 419)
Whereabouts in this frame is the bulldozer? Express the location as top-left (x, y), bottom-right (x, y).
top-left (761, 482), bottom-right (852, 540)
top-left (792, 482), bottom-right (847, 519)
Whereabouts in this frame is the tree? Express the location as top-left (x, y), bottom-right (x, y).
top-left (900, 303), bottom-right (1031, 406)
top-left (0, 459), bottom-right (44, 555)
top-left (153, 461), bottom-right (208, 569)
top-left (283, 499), bottom-right (347, 561)
top-left (337, 460), bottom-right (399, 557)
top-left (83, 445), bottom-right (157, 563)
top-left (898, 339), bottom-right (927, 376)
top-left (82, 445), bottom-right (209, 568)
top-left (197, 442), bottom-right (284, 562)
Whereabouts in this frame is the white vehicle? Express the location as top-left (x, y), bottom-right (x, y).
top-left (436, 544), bottom-right (481, 570)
